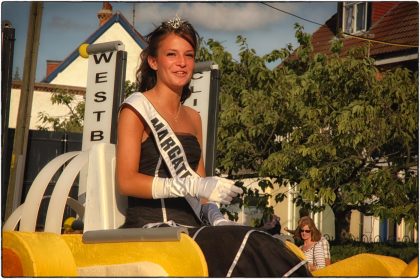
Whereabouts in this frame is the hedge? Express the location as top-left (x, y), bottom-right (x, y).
top-left (330, 241), bottom-right (418, 263)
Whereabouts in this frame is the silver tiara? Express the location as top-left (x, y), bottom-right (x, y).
top-left (166, 15), bottom-right (185, 29)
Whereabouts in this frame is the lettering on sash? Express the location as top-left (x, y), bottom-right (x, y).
top-left (168, 146), bottom-right (181, 159)
top-left (151, 117), bottom-right (192, 178)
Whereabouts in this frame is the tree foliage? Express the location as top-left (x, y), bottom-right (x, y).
top-left (198, 24), bottom-right (418, 239)
top-left (198, 35), bottom-right (297, 224)
top-left (37, 89), bottom-right (85, 132)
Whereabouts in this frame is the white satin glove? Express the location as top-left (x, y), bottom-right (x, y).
top-left (152, 176), bottom-right (243, 205)
top-left (201, 202), bottom-right (240, 226)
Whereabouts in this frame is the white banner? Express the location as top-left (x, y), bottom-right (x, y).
top-left (82, 51), bottom-right (118, 151)
top-left (185, 70), bottom-right (212, 162)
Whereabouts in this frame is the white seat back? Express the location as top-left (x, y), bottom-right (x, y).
top-left (83, 143), bottom-right (127, 231)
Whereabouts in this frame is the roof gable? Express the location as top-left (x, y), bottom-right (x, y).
top-left (43, 12), bottom-right (147, 83)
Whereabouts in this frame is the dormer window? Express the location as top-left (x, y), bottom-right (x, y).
top-left (342, 2), bottom-right (368, 34)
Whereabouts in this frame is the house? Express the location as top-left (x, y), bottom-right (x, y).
top-left (311, 2), bottom-right (418, 71)
top-left (9, 81), bottom-right (85, 130)
top-left (10, 2), bottom-right (146, 130)
top-left (42, 2), bottom-right (146, 87)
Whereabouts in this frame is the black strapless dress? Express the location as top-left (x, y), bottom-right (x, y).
top-left (120, 134), bottom-right (310, 277)
top-left (121, 134), bottom-right (202, 228)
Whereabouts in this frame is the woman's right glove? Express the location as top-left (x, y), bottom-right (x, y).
top-left (152, 176), bottom-right (243, 205)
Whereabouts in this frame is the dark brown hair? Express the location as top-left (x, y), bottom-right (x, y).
top-left (136, 18), bottom-right (200, 103)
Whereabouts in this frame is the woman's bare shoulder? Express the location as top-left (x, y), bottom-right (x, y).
top-left (182, 105), bottom-right (202, 138)
top-left (183, 105), bottom-right (201, 121)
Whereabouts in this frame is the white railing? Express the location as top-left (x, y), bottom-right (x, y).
top-left (3, 143), bottom-right (127, 234)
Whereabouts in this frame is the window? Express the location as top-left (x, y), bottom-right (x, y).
top-left (342, 2), bottom-right (368, 34)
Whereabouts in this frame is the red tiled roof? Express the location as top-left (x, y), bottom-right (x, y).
top-left (311, 2), bottom-right (418, 58)
top-left (369, 2), bottom-right (418, 56)
top-left (12, 80), bottom-right (86, 96)
top-left (311, 14), bottom-right (339, 55)
top-left (371, 2), bottom-right (399, 23)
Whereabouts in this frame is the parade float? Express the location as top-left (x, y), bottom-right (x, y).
top-left (2, 41), bottom-right (418, 277)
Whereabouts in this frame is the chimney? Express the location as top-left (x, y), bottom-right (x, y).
top-left (97, 2), bottom-right (113, 26)
top-left (46, 60), bottom-right (62, 77)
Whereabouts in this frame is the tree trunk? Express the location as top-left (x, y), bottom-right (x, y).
top-left (333, 208), bottom-right (352, 243)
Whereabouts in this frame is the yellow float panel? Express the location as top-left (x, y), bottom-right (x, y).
top-left (61, 233), bottom-right (208, 277)
top-left (312, 253), bottom-right (407, 277)
top-left (284, 240), bottom-right (306, 260)
top-left (2, 231), bottom-right (77, 276)
top-left (401, 257), bottom-right (419, 277)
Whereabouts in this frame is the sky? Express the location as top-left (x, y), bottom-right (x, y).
top-left (2, 1), bottom-right (338, 82)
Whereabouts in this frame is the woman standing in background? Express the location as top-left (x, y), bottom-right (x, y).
top-left (297, 216), bottom-right (327, 271)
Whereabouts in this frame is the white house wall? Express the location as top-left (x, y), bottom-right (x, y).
top-left (49, 23), bottom-right (142, 87)
top-left (271, 182), bottom-right (295, 231)
top-left (362, 215), bottom-right (381, 242)
top-left (318, 204), bottom-right (335, 239)
top-left (350, 210), bottom-right (362, 239)
top-left (280, 182), bottom-right (335, 239)
top-left (9, 87), bottom-right (84, 130)
top-left (225, 177), bottom-right (336, 238)
top-left (224, 177), bottom-right (272, 226)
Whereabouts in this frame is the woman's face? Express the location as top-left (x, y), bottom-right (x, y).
top-left (148, 33), bottom-right (195, 91)
top-left (300, 225), bottom-right (312, 241)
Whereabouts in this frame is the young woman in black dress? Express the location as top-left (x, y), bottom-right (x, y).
top-left (116, 16), bottom-right (310, 277)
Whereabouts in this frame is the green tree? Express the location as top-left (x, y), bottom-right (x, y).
top-left (198, 36), bottom-right (296, 224)
top-left (198, 24), bottom-right (418, 240)
top-left (37, 88), bottom-right (85, 132)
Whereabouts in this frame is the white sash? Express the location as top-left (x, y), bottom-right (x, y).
top-left (122, 92), bottom-right (203, 222)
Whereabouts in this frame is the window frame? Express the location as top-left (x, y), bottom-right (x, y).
top-left (342, 1), bottom-right (368, 34)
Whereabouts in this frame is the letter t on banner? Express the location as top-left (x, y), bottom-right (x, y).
top-left (78, 41), bottom-right (127, 197)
